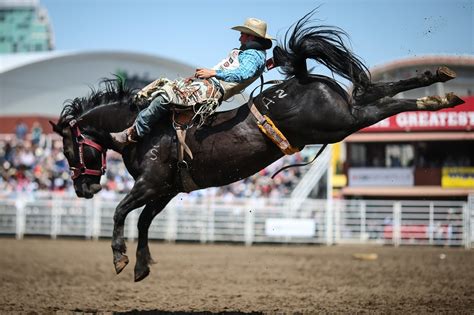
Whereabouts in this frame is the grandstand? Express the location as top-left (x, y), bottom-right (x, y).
top-left (1, 40), bottom-right (473, 247)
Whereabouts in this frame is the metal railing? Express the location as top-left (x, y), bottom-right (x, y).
top-left (0, 193), bottom-right (471, 248)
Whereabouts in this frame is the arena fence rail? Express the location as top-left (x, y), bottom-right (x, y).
top-left (0, 193), bottom-right (472, 248)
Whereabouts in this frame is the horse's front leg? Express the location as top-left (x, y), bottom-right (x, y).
top-left (134, 194), bottom-right (175, 282)
top-left (356, 66), bottom-right (457, 105)
top-left (111, 178), bottom-right (157, 274)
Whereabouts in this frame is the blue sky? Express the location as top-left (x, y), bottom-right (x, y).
top-left (42, 0), bottom-right (472, 77)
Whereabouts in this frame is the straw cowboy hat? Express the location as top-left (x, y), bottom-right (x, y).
top-left (231, 18), bottom-right (273, 40)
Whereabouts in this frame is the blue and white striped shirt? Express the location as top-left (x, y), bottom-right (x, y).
top-left (215, 49), bottom-right (266, 83)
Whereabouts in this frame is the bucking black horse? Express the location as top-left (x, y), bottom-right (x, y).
top-left (51, 12), bottom-right (464, 281)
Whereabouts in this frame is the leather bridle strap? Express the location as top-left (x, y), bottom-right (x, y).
top-left (68, 119), bottom-right (107, 180)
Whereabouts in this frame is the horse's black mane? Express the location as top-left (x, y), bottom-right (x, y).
top-left (58, 78), bottom-right (140, 127)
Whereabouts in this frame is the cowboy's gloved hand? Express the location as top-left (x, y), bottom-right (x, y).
top-left (195, 68), bottom-right (216, 79)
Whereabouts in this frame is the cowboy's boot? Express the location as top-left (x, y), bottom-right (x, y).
top-left (110, 125), bottom-right (140, 146)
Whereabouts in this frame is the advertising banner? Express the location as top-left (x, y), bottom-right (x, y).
top-left (265, 218), bottom-right (316, 237)
top-left (361, 97), bottom-right (474, 132)
top-left (349, 167), bottom-right (414, 187)
top-left (441, 167), bottom-right (474, 188)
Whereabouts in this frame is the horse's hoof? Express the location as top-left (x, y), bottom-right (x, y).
top-left (416, 95), bottom-right (441, 109)
top-left (446, 92), bottom-right (464, 106)
top-left (134, 267), bottom-right (150, 282)
top-left (437, 66), bottom-right (456, 82)
top-left (114, 255), bottom-right (129, 274)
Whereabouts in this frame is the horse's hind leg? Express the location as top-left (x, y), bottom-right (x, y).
top-left (353, 93), bottom-right (464, 128)
top-left (355, 67), bottom-right (456, 105)
top-left (111, 178), bottom-right (156, 274)
top-left (134, 194), bottom-right (175, 282)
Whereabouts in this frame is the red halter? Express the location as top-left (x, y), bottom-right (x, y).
top-left (68, 119), bottom-right (107, 180)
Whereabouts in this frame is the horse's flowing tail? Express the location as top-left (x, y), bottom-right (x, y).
top-left (273, 10), bottom-right (371, 97)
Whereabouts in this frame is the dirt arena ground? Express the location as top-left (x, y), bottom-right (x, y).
top-left (0, 238), bottom-right (473, 314)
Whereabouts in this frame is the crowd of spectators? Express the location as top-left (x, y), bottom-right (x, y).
top-left (0, 124), bottom-right (316, 199)
top-left (0, 125), bottom-right (71, 197)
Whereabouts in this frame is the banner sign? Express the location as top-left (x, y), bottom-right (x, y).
top-left (349, 168), bottom-right (414, 187)
top-left (265, 219), bottom-right (316, 237)
top-left (442, 167), bottom-right (474, 188)
top-left (361, 97), bottom-right (474, 132)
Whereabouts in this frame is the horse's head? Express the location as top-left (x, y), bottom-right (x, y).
top-left (51, 118), bottom-right (106, 198)
top-left (53, 78), bottom-right (141, 198)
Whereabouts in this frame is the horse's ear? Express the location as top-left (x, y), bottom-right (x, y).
top-left (49, 120), bottom-right (62, 134)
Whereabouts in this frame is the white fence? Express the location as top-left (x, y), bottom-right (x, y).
top-left (0, 193), bottom-right (472, 248)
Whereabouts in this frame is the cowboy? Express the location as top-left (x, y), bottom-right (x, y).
top-left (111, 17), bottom-right (273, 145)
